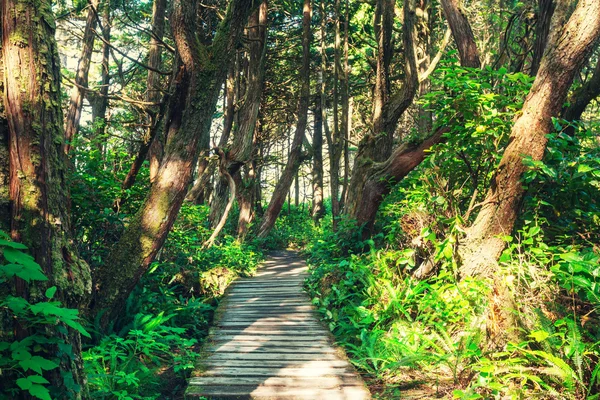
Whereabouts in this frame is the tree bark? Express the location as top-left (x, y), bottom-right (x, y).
top-left (91, 0), bottom-right (255, 323)
top-left (344, 0), bottom-right (419, 226)
top-left (460, 0), bottom-right (600, 278)
top-left (352, 127), bottom-right (449, 234)
top-left (312, 73), bottom-right (325, 222)
top-left (64, 0), bottom-right (100, 153)
top-left (256, 0), bottom-right (311, 238)
top-left (148, 0), bottom-right (168, 183)
top-left (2, 0), bottom-right (92, 395)
top-left (530, 0), bottom-right (555, 76)
top-left (328, 0), bottom-right (343, 228)
top-left (440, 0), bottom-right (481, 68)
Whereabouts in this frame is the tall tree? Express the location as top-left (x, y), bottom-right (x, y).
top-left (459, 0), bottom-right (600, 278)
top-left (257, 0), bottom-right (312, 238)
top-left (64, 0), bottom-right (100, 152)
top-left (344, 0), bottom-right (419, 233)
top-left (91, 0), bottom-right (255, 323)
top-left (312, 0), bottom-right (326, 223)
top-left (2, 0), bottom-right (92, 394)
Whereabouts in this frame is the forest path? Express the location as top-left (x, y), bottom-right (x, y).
top-left (185, 250), bottom-right (371, 399)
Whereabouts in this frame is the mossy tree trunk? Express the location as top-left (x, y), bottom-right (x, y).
top-left (2, 0), bottom-right (92, 395)
top-left (256, 0), bottom-right (311, 238)
top-left (91, 0), bottom-right (255, 323)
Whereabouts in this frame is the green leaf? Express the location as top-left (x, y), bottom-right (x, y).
top-left (45, 286), bottom-right (57, 299)
top-left (0, 239), bottom-right (28, 249)
top-left (529, 330), bottom-right (550, 342)
top-left (28, 384), bottom-right (52, 400)
top-left (27, 375), bottom-right (50, 384)
top-left (16, 378), bottom-right (32, 390)
top-left (19, 356), bottom-right (59, 374)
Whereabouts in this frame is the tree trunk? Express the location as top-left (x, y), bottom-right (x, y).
top-left (339, 0), bottom-right (350, 208)
top-left (352, 127), bottom-right (448, 234)
top-left (312, 73), bottom-right (325, 222)
top-left (0, 53), bottom-right (9, 233)
top-left (256, 0), bottom-right (311, 238)
top-left (459, 0), bottom-right (600, 278)
top-left (344, 0), bottom-right (419, 226)
top-left (2, 0), bottom-right (92, 395)
top-left (440, 0), bottom-right (481, 68)
top-left (65, 0), bottom-right (100, 152)
top-left (187, 63), bottom-right (237, 205)
top-left (91, 0), bottom-right (254, 323)
top-left (530, 0), bottom-right (555, 76)
top-left (328, 0), bottom-right (343, 228)
top-left (562, 57), bottom-right (600, 123)
top-left (211, 1), bottom-right (268, 226)
top-left (147, 0), bottom-right (168, 183)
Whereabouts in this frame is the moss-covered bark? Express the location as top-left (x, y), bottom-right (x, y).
top-left (91, 0), bottom-right (255, 323)
top-left (2, 0), bottom-right (92, 395)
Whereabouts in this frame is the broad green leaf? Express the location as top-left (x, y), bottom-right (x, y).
top-left (45, 286), bottom-right (57, 299)
top-left (28, 384), bottom-right (52, 400)
top-left (16, 377), bottom-right (32, 390)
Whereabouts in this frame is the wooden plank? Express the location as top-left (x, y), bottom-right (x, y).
top-left (216, 321), bottom-right (322, 328)
top-left (199, 367), bottom-right (352, 377)
top-left (188, 376), bottom-right (364, 388)
top-left (199, 359), bottom-right (351, 368)
top-left (224, 306), bottom-right (314, 312)
top-left (209, 345), bottom-right (336, 354)
top-left (208, 335), bottom-right (329, 343)
top-left (211, 328), bottom-right (327, 335)
top-left (186, 385), bottom-right (370, 399)
top-left (204, 352), bottom-right (338, 361)
top-left (218, 315), bottom-right (319, 322)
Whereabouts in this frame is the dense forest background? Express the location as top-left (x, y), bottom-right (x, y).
top-left (1, 0), bottom-right (599, 398)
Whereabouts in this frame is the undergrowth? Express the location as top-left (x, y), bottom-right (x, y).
top-left (306, 65), bottom-right (600, 399)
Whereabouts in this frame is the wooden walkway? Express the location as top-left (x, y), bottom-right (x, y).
top-left (185, 250), bottom-right (371, 399)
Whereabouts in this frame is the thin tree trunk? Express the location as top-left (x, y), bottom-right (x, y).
top-left (65, 0), bottom-right (100, 153)
top-left (91, 0), bottom-right (254, 323)
top-left (114, 0), bottom-right (166, 209)
top-left (562, 57), bottom-right (600, 123)
top-left (339, 0), bottom-right (350, 208)
top-left (256, 0), bottom-right (311, 238)
top-left (459, 0), bottom-right (600, 278)
top-left (91, 0), bottom-right (111, 149)
top-left (440, 0), bottom-right (481, 68)
top-left (203, 149), bottom-right (236, 248)
top-left (530, 0), bottom-right (555, 75)
top-left (187, 63), bottom-right (237, 204)
top-left (2, 0), bottom-right (92, 395)
top-left (148, 0), bottom-right (168, 182)
top-left (329, 0), bottom-right (343, 229)
top-left (312, 69), bottom-right (325, 222)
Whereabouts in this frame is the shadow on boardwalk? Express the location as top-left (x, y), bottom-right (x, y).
top-left (184, 250), bottom-right (371, 399)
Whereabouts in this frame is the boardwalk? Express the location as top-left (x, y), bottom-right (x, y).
top-left (185, 250), bottom-right (371, 399)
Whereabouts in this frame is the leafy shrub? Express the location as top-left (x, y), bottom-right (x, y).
top-left (0, 231), bottom-right (90, 400)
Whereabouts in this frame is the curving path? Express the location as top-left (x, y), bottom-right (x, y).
top-left (185, 250), bottom-right (371, 399)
